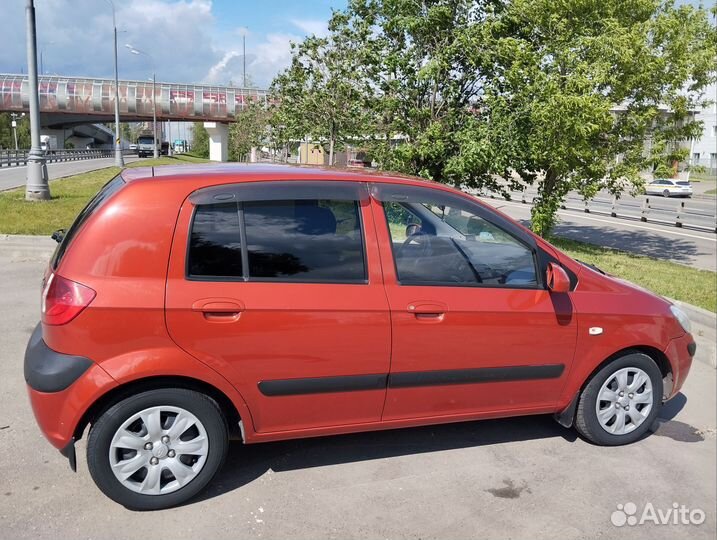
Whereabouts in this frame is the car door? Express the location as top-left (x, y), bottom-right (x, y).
top-left (370, 182), bottom-right (578, 421)
top-left (166, 180), bottom-right (391, 433)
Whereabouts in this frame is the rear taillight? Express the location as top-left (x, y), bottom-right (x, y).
top-left (41, 273), bottom-right (96, 325)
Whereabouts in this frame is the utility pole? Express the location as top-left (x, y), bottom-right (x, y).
top-left (24, 0), bottom-right (49, 201)
top-left (106, 0), bottom-right (124, 167)
top-left (167, 119), bottom-right (172, 156)
top-left (243, 33), bottom-right (246, 87)
top-left (152, 73), bottom-right (158, 158)
top-left (125, 45), bottom-right (157, 158)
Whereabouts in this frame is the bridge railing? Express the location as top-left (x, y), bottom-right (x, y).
top-left (477, 186), bottom-right (717, 234)
top-left (0, 148), bottom-right (119, 167)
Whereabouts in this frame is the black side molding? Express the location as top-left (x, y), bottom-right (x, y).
top-left (258, 364), bottom-right (565, 397)
top-left (24, 323), bottom-right (93, 393)
top-left (388, 364), bottom-right (565, 389)
top-left (258, 373), bottom-right (387, 397)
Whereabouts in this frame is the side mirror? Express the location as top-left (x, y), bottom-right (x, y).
top-left (547, 262), bottom-right (570, 293)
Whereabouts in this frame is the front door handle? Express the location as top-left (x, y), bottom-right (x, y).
top-left (407, 302), bottom-right (448, 321)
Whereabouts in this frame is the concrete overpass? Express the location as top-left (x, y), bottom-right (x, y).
top-left (0, 74), bottom-right (268, 161)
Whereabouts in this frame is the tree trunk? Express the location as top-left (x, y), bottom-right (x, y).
top-left (329, 137), bottom-right (335, 167)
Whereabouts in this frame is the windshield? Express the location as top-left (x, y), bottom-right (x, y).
top-left (137, 137), bottom-right (154, 144)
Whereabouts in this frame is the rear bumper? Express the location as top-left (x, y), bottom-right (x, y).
top-left (24, 324), bottom-right (118, 450)
top-left (663, 332), bottom-right (696, 399)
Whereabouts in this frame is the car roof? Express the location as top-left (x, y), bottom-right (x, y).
top-left (120, 163), bottom-right (438, 187)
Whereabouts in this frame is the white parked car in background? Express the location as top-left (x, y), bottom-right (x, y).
top-left (645, 178), bottom-right (693, 198)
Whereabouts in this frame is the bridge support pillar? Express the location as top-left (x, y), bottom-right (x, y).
top-left (204, 122), bottom-right (228, 162)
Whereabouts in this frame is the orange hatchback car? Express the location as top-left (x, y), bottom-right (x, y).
top-left (25, 165), bottom-right (695, 509)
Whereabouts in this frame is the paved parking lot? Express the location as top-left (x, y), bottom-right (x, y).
top-left (0, 241), bottom-right (715, 540)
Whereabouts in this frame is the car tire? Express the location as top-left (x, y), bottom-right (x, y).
top-left (574, 352), bottom-right (663, 446)
top-left (663, 189), bottom-right (670, 197)
top-left (87, 388), bottom-right (228, 510)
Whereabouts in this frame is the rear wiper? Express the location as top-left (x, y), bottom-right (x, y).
top-left (51, 229), bottom-right (65, 243)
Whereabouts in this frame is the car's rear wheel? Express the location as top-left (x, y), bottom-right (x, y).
top-left (87, 388), bottom-right (228, 510)
top-left (663, 189), bottom-right (670, 197)
top-left (575, 352), bottom-right (663, 446)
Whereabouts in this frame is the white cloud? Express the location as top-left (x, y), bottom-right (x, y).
top-left (290, 18), bottom-right (329, 37)
top-left (0, 1), bottom-right (326, 90)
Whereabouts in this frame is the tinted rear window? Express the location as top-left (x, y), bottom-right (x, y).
top-left (187, 199), bottom-right (366, 283)
top-left (188, 203), bottom-right (243, 278)
top-left (51, 175), bottom-right (125, 269)
top-left (244, 200), bottom-right (365, 282)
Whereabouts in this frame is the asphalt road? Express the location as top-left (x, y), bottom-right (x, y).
top-left (0, 155), bottom-right (141, 192)
top-left (480, 197), bottom-right (717, 271)
top-left (0, 244), bottom-right (715, 540)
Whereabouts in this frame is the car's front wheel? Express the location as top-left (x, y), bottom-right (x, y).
top-left (87, 388), bottom-right (228, 510)
top-left (663, 189), bottom-right (671, 197)
top-left (575, 352), bottom-right (663, 446)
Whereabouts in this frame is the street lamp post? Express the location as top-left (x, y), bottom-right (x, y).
top-left (126, 44), bottom-right (158, 158)
top-left (10, 113), bottom-right (22, 150)
top-left (105, 0), bottom-right (124, 167)
top-left (24, 0), bottom-right (49, 201)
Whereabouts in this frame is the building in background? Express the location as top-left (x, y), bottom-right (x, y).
top-left (691, 83), bottom-right (717, 175)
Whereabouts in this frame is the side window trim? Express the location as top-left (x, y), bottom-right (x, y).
top-left (236, 202), bottom-right (250, 280)
top-left (372, 182), bottom-right (544, 290)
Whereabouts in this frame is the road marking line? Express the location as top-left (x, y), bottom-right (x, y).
top-left (482, 198), bottom-right (717, 243)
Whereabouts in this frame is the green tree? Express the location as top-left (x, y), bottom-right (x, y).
top-left (474, 0), bottom-right (717, 235)
top-left (338, 0), bottom-right (493, 181)
top-left (229, 101), bottom-right (271, 162)
top-left (271, 12), bottom-right (373, 165)
top-left (190, 122), bottom-right (210, 158)
top-left (298, 0), bottom-right (715, 236)
top-left (0, 113), bottom-right (30, 149)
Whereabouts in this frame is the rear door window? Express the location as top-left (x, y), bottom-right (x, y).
top-left (244, 199), bottom-right (365, 282)
top-left (186, 195), bottom-right (366, 283)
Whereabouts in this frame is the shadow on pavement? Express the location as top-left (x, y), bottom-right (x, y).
top-left (514, 218), bottom-right (703, 264)
top-left (657, 392), bottom-right (687, 421)
top-left (193, 414), bottom-right (576, 505)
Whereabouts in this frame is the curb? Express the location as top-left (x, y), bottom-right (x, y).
top-left (669, 298), bottom-right (717, 329)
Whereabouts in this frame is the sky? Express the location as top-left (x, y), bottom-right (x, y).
top-left (0, 0), bottom-right (348, 89)
top-left (0, 0), bottom-right (709, 90)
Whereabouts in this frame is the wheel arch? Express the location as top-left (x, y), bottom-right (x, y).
top-left (556, 345), bottom-right (671, 427)
top-left (74, 375), bottom-right (244, 442)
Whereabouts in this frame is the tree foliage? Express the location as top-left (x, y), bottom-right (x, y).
top-left (271, 13), bottom-right (373, 165)
top-left (190, 122), bottom-right (210, 158)
top-left (0, 113), bottom-right (30, 149)
top-left (476, 0), bottom-right (717, 235)
top-left (229, 101), bottom-right (271, 162)
top-left (274, 0), bottom-right (716, 236)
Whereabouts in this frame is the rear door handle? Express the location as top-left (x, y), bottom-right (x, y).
top-left (191, 298), bottom-right (245, 321)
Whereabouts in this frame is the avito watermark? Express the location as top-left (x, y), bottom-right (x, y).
top-left (611, 502), bottom-right (706, 527)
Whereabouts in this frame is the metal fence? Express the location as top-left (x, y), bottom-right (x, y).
top-left (481, 187), bottom-right (717, 234)
top-left (0, 148), bottom-right (116, 167)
